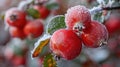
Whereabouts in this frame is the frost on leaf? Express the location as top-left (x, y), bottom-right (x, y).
top-left (92, 12), bottom-right (105, 23)
top-left (31, 34), bottom-right (51, 58)
top-left (47, 15), bottom-right (66, 35)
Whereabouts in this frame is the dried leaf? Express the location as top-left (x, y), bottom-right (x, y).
top-left (31, 34), bottom-right (51, 58)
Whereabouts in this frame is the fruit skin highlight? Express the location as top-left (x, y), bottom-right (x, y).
top-left (81, 21), bottom-right (108, 48)
top-left (50, 29), bottom-right (82, 60)
top-left (65, 5), bottom-right (91, 30)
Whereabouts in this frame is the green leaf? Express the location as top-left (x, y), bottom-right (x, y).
top-left (31, 34), bottom-right (51, 58)
top-left (43, 53), bottom-right (57, 67)
top-left (47, 15), bottom-right (66, 35)
top-left (46, 2), bottom-right (59, 10)
top-left (27, 8), bottom-right (40, 19)
top-left (92, 12), bottom-right (105, 23)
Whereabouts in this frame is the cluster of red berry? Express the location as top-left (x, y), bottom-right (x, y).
top-left (4, 2), bottom-right (51, 39)
top-left (50, 5), bottom-right (108, 60)
top-left (105, 13), bottom-right (120, 58)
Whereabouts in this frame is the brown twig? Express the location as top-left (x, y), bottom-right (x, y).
top-left (102, 6), bottom-right (120, 10)
top-left (90, 6), bottom-right (120, 14)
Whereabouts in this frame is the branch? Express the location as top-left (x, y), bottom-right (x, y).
top-left (102, 6), bottom-right (120, 10)
top-left (90, 6), bottom-right (120, 14)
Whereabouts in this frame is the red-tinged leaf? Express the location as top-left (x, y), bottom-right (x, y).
top-left (43, 53), bottom-right (57, 67)
top-left (31, 34), bottom-right (51, 58)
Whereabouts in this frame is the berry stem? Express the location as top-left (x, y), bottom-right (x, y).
top-left (102, 6), bottom-right (120, 10)
top-left (90, 6), bottom-right (120, 14)
top-left (10, 14), bottom-right (17, 21)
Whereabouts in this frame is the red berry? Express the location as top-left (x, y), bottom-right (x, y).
top-left (4, 46), bottom-right (14, 60)
top-left (107, 38), bottom-right (118, 51)
top-left (65, 5), bottom-right (91, 31)
top-left (39, 57), bottom-right (44, 65)
top-left (82, 59), bottom-right (98, 67)
top-left (24, 19), bottom-right (44, 38)
top-left (102, 63), bottom-right (114, 67)
top-left (12, 56), bottom-right (26, 66)
top-left (105, 14), bottom-right (120, 34)
top-left (5, 8), bottom-right (27, 28)
top-left (81, 21), bottom-right (108, 48)
top-left (9, 27), bottom-right (26, 39)
top-left (115, 49), bottom-right (120, 58)
top-left (33, 5), bottom-right (50, 19)
top-left (50, 29), bottom-right (82, 60)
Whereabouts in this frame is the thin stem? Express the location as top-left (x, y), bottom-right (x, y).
top-left (90, 6), bottom-right (120, 14)
top-left (102, 6), bottom-right (120, 10)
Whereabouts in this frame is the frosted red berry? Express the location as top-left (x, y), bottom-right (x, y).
top-left (107, 38), bottom-right (118, 51)
top-left (4, 46), bottom-right (14, 60)
top-left (9, 27), bottom-right (26, 39)
top-left (12, 56), bottom-right (26, 66)
top-left (105, 14), bottom-right (120, 34)
top-left (50, 29), bottom-right (82, 60)
top-left (5, 8), bottom-right (27, 28)
top-left (33, 5), bottom-right (50, 19)
top-left (81, 21), bottom-right (108, 48)
top-left (24, 19), bottom-right (44, 38)
top-left (65, 5), bottom-right (91, 31)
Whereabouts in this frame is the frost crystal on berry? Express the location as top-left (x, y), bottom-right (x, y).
top-left (65, 5), bottom-right (91, 30)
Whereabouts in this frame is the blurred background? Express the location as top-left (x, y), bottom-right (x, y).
top-left (0, 0), bottom-right (120, 67)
